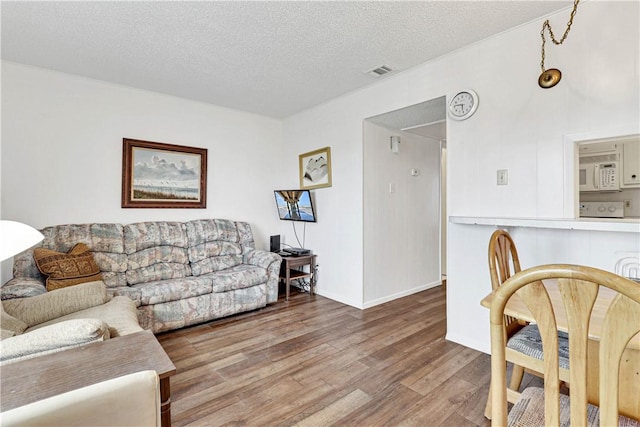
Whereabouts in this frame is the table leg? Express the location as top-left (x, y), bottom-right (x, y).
top-left (160, 377), bottom-right (172, 427)
top-left (310, 256), bottom-right (317, 295)
top-left (285, 265), bottom-right (291, 301)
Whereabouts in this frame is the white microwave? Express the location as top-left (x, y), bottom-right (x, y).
top-left (579, 161), bottom-right (620, 192)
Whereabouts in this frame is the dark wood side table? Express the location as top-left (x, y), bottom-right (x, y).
top-left (280, 253), bottom-right (317, 301)
top-left (0, 330), bottom-right (176, 427)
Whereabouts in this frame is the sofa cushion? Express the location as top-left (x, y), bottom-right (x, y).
top-left (124, 222), bottom-right (191, 285)
top-left (189, 244), bottom-right (243, 276)
top-left (124, 222), bottom-right (188, 253)
top-left (126, 260), bottom-right (191, 286)
top-left (34, 243), bottom-right (103, 291)
top-left (0, 278), bottom-right (47, 301)
top-left (236, 221), bottom-right (255, 249)
top-left (203, 264), bottom-right (269, 293)
top-left (185, 219), bottom-right (239, 246)
top-left (130, 276), bottom-right (213, 306)
top-left (186, 220), bottom-right (249, 275)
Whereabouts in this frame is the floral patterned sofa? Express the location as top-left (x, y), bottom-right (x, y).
top-left (1, 219), bottom-right (281, 333)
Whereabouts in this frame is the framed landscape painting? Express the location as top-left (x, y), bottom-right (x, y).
top-left (122, 138), bottom-right (207, 208)
top-left (299, 146), bottom-right (332, 189)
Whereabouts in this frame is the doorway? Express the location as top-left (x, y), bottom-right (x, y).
top-left (362, 97), bottom-right (447, 307)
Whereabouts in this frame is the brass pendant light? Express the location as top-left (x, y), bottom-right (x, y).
top-left (538, 68), bottom-right (562, 88)
top-left (538, 0), bottom-right (581, 89)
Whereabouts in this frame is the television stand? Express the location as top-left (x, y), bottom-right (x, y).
top-left (279, 253), bottom-right (316, 301)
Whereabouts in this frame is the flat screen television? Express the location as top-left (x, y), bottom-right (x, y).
top-left (274, 190), bottom-right (317, 222)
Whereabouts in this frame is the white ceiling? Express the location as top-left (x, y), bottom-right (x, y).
top-left (1, 1), bottom-right (572, 119)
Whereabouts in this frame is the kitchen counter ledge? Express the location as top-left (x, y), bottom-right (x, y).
top-left (449, 216), bottom-right (640, 233)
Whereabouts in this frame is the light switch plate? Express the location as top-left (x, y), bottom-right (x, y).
top-left (497, 169), bottom-right (508, 185)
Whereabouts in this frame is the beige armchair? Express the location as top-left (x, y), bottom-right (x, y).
top-left (0, 370), bottom-right (161, 427)
top-left (0, 281), bottom-right (142, 365)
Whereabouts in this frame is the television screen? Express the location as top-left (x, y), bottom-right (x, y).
top-left (274, 190), bottom-right (317, 222)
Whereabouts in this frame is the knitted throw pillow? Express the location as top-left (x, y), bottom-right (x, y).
top-left (34, 243), bottom-right (103, 291)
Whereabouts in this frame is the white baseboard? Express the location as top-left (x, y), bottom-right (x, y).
top-left (445, 331), bottom-right (490, 355)
top-left (313, 289), bottom-right (364, 309)
top-left (362, 280), bottom-right (442, 309)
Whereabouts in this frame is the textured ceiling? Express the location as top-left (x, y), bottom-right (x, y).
top-left (1, 1), bottom-right (572, 118)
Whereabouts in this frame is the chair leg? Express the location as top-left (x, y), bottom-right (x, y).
top-left (486, 364), bottom-right (525, 420)
top-left (484, 381), bottom-right (493, 419)
top-left (509, 364), bottom-right (525, 391)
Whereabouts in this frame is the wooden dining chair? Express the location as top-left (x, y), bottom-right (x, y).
top-left (484, 229), bottom-right (570, 419)
top-left (489, 264), bottom-right (640, 426)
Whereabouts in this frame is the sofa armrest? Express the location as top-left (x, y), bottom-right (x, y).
top-left (243, 248), bottom-right (282, 270)
top-left (2, 281), bottom-right (108, 327)
top-left (244, 249), bottom-right (282, 304)
top-left (0, 318), bottom-right (110, 366)
top-left (1, 278), bottom-right (47, 301)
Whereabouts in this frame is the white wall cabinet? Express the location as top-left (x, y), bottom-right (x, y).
top-left (622, 138), bottom-right (640, 187)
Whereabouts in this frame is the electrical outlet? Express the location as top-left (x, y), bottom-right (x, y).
top-left (497, 169), bottom-right (508, 185)
top-left (624, 200), bottom-right (631, 208)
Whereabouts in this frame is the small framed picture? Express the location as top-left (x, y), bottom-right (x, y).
top-left (122, 138), bottom-right (207, 208)
top-left (299, 146), bottom-right (332, 189)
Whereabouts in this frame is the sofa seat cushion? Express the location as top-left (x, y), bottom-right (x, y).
top-left (203, 264), bottom-right (268, 293)
top-left (29, 296), bottom-right (142, 338)
top-left (131, 276), bottom-right (213, 306)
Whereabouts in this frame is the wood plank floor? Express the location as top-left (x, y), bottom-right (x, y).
top-left (157, 286), bottom-right (526, 426)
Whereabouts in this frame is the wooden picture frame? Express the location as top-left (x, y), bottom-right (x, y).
top-left (299, 146), bottom-right (332, 189)
top-left (122, 138), bottom-right (207, 208)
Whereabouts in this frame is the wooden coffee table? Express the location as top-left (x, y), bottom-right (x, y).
top-left (0, 330), bottom-right (176, 427)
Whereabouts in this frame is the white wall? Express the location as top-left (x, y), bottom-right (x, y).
top-left (282, 1), bottom-right (640, 348)
top-left (363, 122), bottom-right (441, 306)
top-left (1, 62), bottom-right (283, 281)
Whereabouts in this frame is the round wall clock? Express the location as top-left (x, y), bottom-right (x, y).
top-left (448, 89), bottom-right (479, 120)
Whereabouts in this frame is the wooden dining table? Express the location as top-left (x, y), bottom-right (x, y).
top-left (481, 279), bottom-right (640, 420)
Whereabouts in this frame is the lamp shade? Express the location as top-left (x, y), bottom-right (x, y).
top-left (0, 220), bottom-right (44, 261)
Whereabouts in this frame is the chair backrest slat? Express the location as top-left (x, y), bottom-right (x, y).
top-left (488, 229), bottom-right (523, 330)
top-left (489, 230), bottom-right (521, 290)
top-left (558, 278), bottom-right (599, 427)
top-left (599, 294), bottom-right (640, 426)
top-left (515, 280), bottom-right (560, 426)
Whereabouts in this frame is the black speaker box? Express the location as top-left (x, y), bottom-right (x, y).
top-left (270, 235), bottom-right (280, 252)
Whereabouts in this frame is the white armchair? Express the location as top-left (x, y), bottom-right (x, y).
top-left (0, 370), bottom-right (161, 427)
top-left (0, 281), bottom-right (142, 365)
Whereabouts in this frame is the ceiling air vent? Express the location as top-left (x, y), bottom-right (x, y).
top-left (367, 65), bottom-right (393, 77)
